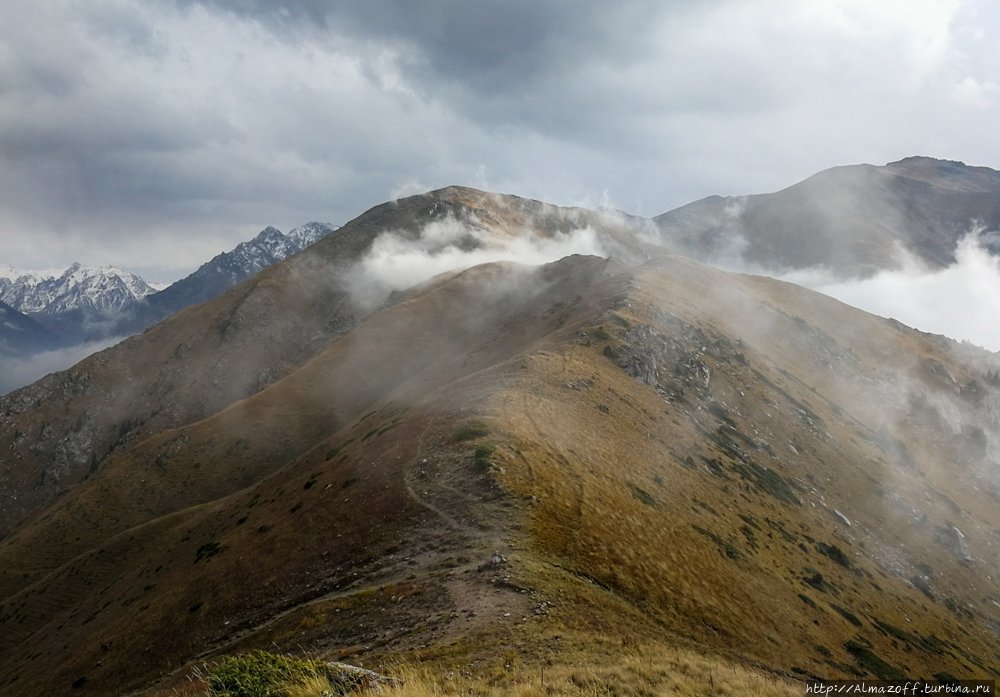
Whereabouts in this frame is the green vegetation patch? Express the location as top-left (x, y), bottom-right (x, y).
top-left (802, 570), bottom-right (831, 594)
top-left (203, 650), bottom-right (363, 697)
top-left (815, 542), bottom-right (851, 568)
top-left (195, 541), bottom-right (223, 563)
top-left (730, 459), bottom-right (800, 506)
top-left (691, 524), bottom-right (742, 561)
top-left (628, 483), bottom-right (658, 507)
top-left (830, 603), bottom-right (862, 627)
top-left (473, 443), bottom-right (496, 471)
top-left (454, 420), bottom-right (490, 441)
top-left (843, 640), bottom-right (906, 681)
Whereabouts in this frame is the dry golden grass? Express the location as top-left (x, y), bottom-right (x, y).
top-left (181, 644), bottom-right (801, 697)
top-left (6, 248), bottom-right (1000, 697)
top-left (480, 285), bottom-right (1000, 680)
top-left (373, 646), bottom-right (801, 697)
top-left (284, 674), bottom-right (339, 697)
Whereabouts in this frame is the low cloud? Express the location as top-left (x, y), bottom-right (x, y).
top-left (0, 337), bottom-right (122, 395)
top-left (344, 214), bottom-right (607, 310)
top-left (780, 229), bottom-right (1000, 352)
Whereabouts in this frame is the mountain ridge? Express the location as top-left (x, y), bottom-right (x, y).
top-left (1, 183), bottom-right (998, 696)
top-left (138, 221), bottom-right (338, 325)
top-left (0, 189), bottom-right (652, 537)
top-left (654, 155), bottom-right (1000, 275)
top-left (0, 263), bottom-right (155, 317)
top-left (0, 301), bottom-right (63, 357)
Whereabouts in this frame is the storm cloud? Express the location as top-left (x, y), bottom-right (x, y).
top-left (2, 0), bottom-right (999, 284)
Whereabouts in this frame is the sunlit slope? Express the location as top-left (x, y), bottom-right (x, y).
top-left (486, 256), bottom-right (1000, 680)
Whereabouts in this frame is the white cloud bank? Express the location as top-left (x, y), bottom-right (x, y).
top-left (0, 336), bottom-right (122, 395)
top-left (783, 231), bottom-right (1000, 352)
top-left (345, 215), bottom-right (607, 310)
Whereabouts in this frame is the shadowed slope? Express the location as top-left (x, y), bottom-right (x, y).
top-left (0, 187), bottom-right (653, 538)
top-left (0, 255), bottom-right (626, 696)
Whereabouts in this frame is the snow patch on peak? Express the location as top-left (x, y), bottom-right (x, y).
top-left (0, 263), bottom-right (155, 315)
top-left (0, 265), bottom-right (61, 283)
top-left (217, 223), bottom-right (337, 277)
top-left (286, 222), bottom-right (337, 248)
top-left (253, 226), bottom-right (285, 243)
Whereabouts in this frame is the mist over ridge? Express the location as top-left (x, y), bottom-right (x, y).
top-left (4, 0), bottom-right (1000, 691)
top-left (1, 161), bottom-right (1000, 695)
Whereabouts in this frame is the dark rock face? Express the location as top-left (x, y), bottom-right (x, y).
top-left (0, 302), bottom-right (63, 357)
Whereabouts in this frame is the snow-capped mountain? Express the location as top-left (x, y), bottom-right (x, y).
top-left (0, 223), bottom-right (337, 394)
top-left (0, 266), bottom-right (61, 314)
top-left (1, 223), bottom-right (334, 331)
top-left (140, 222), bottom-right (337, 321)
top-left (285, 221), bottom-right (336, 249)
top-left (212, 222), bottom-right (337, 278)
top-left (0, 263), bottom-right (155, 316)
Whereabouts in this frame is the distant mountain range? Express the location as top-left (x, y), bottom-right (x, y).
top-left (1, 167), bottom-right (998, 696)
top-left (0, 263), bottom-right (157, 345)
top-left (135, 222), bottom-right (337, 328)
top-left (8, 155), bottom-right (1000, 392)
top-left (0, 222), bottom-right (337, 392)
top-left (0, 262), bottom-right (156, 315)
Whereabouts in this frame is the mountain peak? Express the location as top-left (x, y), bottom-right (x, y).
top-left (0, 262), bottom-right (154, 317)
top-left (0, 265), bottom-right (60, 283)
top-left (253, 226), bottom-right (284, 241)
top-left (656, 156), bottom-right (1000, 272)
top-left (885, 155), bottom-right (968, 169)
top-left (140, 221), bottom-right (337, 325)
top-left (286, 221), bottom-right (337, 248)
top-left (884, 155), bottom-right (1000, 193)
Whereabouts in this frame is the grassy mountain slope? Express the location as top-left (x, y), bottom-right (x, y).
top-left (1, 250), bottom-right (997, 695)
top-left (0, 187), bottom-right (998, 696)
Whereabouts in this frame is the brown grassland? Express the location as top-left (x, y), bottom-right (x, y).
top-left (1, 191), bottom-right (997, 696)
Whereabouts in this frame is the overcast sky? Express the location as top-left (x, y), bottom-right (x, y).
top-left (2, 0), bottom-right (999, 283)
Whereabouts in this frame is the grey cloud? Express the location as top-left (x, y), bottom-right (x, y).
top-left (178, 0), bottom-right (665, 82)
top-left (2, 0), bottom-right (1000, 287)
top-left (173, 0), bottom-right (679, 142)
